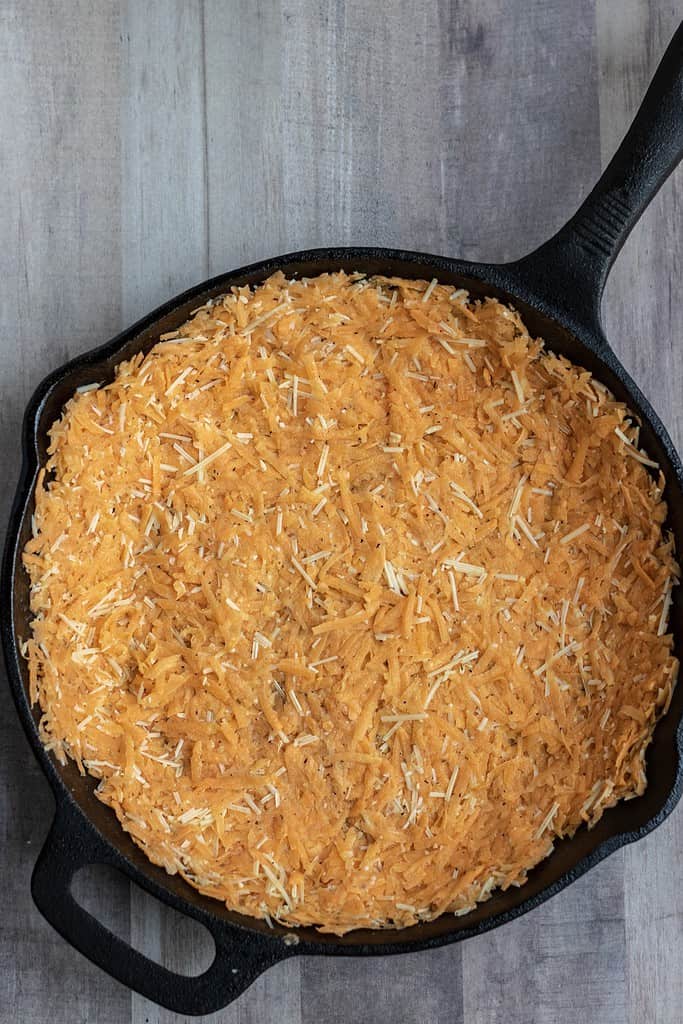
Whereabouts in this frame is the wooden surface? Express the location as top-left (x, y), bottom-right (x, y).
top-left (1, 2), bottom-right (681, 1021)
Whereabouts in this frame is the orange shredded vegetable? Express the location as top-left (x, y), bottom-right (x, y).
top-left (23, 272), bottom-right (678, 933)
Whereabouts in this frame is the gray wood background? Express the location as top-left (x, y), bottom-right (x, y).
top-left (1, 2), bottom-right (681, 1022)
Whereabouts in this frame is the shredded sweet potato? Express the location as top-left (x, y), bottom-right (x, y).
top-left (23, 271), bottom-right (678, 933)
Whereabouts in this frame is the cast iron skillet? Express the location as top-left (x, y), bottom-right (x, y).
top-left (2, 23), bottom-right (683, 1018)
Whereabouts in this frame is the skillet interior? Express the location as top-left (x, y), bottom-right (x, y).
top-left (7, 248), bottom-right (683, 953)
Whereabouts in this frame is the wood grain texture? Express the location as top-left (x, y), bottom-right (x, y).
top-left (438, 0), bottom-right (602, 264)
top-left (1, 2), bottom-right (681, 1022)
top-left (121, 0), bottom-right (209, 323)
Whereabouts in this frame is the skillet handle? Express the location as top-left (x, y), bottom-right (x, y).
top-left (31, 801), bottom-right (290, 1015)
top-left (509, 20), bottom-right (683, 336)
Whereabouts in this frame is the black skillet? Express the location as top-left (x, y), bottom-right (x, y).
top-left (2, 22), bottom-right (683, 1018)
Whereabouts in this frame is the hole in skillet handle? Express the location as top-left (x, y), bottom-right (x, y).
top-left (503, 20), bottom-right (683, 343)
top-left (72, 864), bottom-right (216, 977)
top-left (31, 800), bottom-right (295, 1015)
